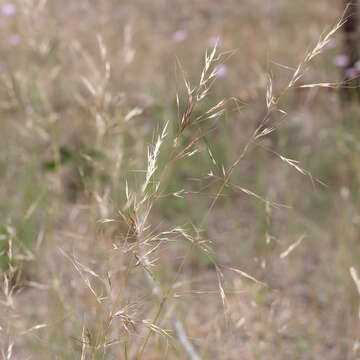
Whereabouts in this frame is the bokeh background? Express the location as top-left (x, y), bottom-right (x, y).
top-left (1, 0), bottom-right (360, 359)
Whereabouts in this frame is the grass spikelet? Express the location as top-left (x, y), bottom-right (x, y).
top-left (142, 121), bottom-right (169, 193)
top-left (280, 234), bottom-right (306, 259)
top-left (350, 267), bottom-right (360, 295)
top-left (226, 266), bottom-right (267, 287)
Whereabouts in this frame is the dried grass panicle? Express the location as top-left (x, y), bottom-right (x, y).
top-left (288, 14), bottom-right (347, 89)
top-left (133, 18), bottom-right (348, 357)
top-left (174, 45), bottom-right (227, 147)
top-left (199, 14), bottom-right (348, 222)
top-left (1, 225), bottom-right (45, 359)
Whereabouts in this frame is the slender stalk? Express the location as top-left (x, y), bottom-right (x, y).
top-left (137, 242), bottom-right (194, 360)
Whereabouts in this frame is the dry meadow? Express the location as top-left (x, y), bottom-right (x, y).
top-left (1, 0), bottom-right (360, 359)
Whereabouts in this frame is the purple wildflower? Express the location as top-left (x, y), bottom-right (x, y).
top-left (345, 67), bottom-right (358, 79)
top-left (333, 54), bottom-right (350, 67)
top-left (173, 29), bottom-right (188, 43)
top-left (214, 64), bottom-right (227, 79)
top-left (2, 3), bottom-right (17, 16)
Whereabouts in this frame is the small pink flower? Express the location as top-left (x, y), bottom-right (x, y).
top-left (333, 54), bottom-right (350, 67)
top-left (2, 3), bottom-right (17, 16)
top-left (208, 36), bottom-right (221, 47)
top-left (173, 29), bottom-right (188, 43)
top-left (9, 34), bottom-right (20, 46)
top-left (345, 67), bottom-right (358, 79)
top-left (214, 64), bottom-right (227, 78)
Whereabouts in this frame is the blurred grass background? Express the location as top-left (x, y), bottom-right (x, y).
top-left (1, 0), bottom-right (360, 359)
